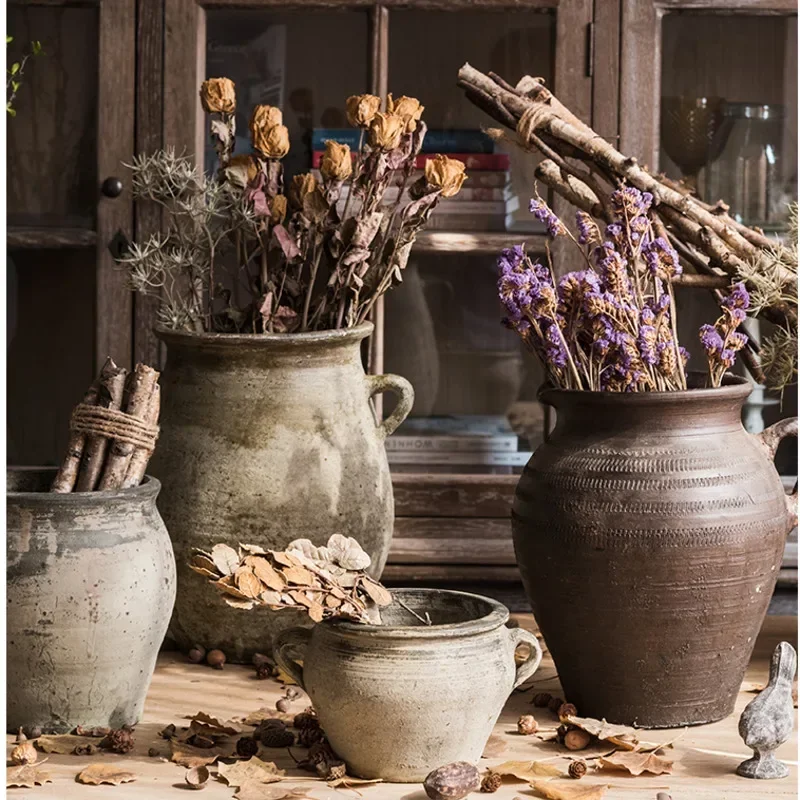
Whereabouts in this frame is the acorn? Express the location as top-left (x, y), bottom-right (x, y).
top-left (564, 729), bottom-right (592, 751)
top-left (276, 697), bottom-right (292, 713)
top-left (25, 726), bottom-right (42, 739)
top-left (558, 702), bottom-right (578, 720)
top-left (188, 644), bottom-right (206, 664)
top-left (206, 649), bottom-right (226, 670)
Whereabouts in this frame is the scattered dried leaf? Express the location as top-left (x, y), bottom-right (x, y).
top-left (234, 784), bottom-right (306, 800)
top-left (326, 776), bottom-right (383, 788)
top-left (532, 779), bottom-right (609, 800)
top-left (188, 711), bottom-right (243, 736)
top-left (34, 734), bottom-right (99, 754)
top-left (218, 757), bottom-right (286, 788)
top-left (169, 737), bottom-right (236, 767)
top-left (599, 751), bottom-right (674, 776)
top-left (7, 764), bottom-right (52, 788)
top-left (76, 764), bottom-right (137, 785)
top-left (212, 543), bottom-right (241, 575)
top-left (564, 716), bottom-right (637, 743)
top-left (492, 760), bottom-right (564, 780)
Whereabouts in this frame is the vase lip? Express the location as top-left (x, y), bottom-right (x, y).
top-left (154, 321), bottom-right (374, 349)
top-left (322, 588), bottom-right (510, 639)
top-left (7, 466), bottom-right (161, 503)
top-left (539, 373), bottom-right (752, 407)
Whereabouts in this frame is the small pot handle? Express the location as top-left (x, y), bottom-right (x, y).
top-left (508, 627), bottom-right (543, 689)
top-left (366, 373), bottom-right (415, 440)
top-left (755, 417), bottom-right (798, 530)
top-left (272, 627), bottom-right (312, 691)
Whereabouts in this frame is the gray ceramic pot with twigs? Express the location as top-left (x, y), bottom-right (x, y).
top-left (149, 321), bottom-right (413, 662)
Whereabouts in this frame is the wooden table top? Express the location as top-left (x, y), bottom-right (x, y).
top-left (8, 615), bottom-right (797, 799)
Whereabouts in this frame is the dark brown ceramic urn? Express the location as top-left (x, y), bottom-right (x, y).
top-left (512, 376), bottom-right (797, 728)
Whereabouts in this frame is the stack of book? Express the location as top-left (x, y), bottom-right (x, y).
top-left (385, 415), bottom-right (535, 475)
top-left (311, 128), bottom-right (516, 232)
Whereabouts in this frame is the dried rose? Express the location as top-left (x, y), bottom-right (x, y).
top-left (250, 104), bottom-right (283, 136)
top-left (253, 123), bottom-right (290, 159)
top-left (200, 77), bottom-right (235, 115)
top-left (346, 94), bottom-right (381, 128)
top-left (270, 194), bottom-right (288, 225)
top-left (369, 112), bottom-right (406, 151)
top-left (226, 154), bottom-right (259, 185)
top-left (425, 154), bottom-right (467, 198)
top-left (290, 173), bottom-right (318, 207)
top-left (387, 94), bottom-right (424, 132)
top-left (320, 141), bottom-right (353, 182)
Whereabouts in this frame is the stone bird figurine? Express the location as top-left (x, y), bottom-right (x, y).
top-left (737, 641), bottom-right (797, 779)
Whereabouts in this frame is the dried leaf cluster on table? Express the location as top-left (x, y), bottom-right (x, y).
top-left (51, 358), bottom-right (161, 493)
top-left (191, 534), bottom-right (392, 623)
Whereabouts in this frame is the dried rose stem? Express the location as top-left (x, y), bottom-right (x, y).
top-left (51, 383), bottom-right (100, 493)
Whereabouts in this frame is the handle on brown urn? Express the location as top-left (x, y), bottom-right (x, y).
top-left (272, 627), bottom-right (311, 690)
top-left (755, 417), bottom-right (798, 531)
top-left (366, 373), bottom-right (415, 440)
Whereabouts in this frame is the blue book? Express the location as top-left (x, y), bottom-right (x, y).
top-left (312, 128), bottom-right (495, 154)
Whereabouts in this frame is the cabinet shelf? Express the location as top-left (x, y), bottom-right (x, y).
top-left (7, 226), bottom-right (97, 250)
top-left (415, 230), bottom-right (548, 255)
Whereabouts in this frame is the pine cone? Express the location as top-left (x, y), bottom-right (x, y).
top-left (569, 760), bottom-right (587, 779)
top-left (547, 696), bottom-right (565, 713)
top-left (236, 736), bottom-right (259, 758)
top-left (293, 712), bottom-right (319, 731)
top-left (532, 692), bottom-right (552, 708)
top-left (307, 739), bottom-right (336, 766)
top-left (557, 702), bottom-right (578, 720)
top-left (102, 728), bottom-right (135, 754)
top-left (298, 724), bottom-right (324, 748)
top-left (258, 725), bottom-right (295, 748)
top-left (480, 771), bottom-right (502, 793)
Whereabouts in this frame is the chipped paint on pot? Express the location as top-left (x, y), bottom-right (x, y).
top-left (513, 375), bottom-right (797, 727)
top-left (7, 468), bottom-right (176, 733)
top-left (150, 322), bottom-right (414, 662)
top-left (273, 588), bottom-right (542, 781)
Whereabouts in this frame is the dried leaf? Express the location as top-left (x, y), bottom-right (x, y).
top-left (327, 776), bottom-right (383, 788)
top-left (7, 764), bottom-right (52, 788)
top-left (35, 734), bottom-right (98, 754)
top-left (481, 734), bottom-right (508, 758)
top-left (192, 553), bottom-right (218, 573)
top-left (235, 785), bottom-right (295, 800)
top-left (251, 559), bottom-right (287, 591)
top-left (261, 590), bottom-right (284, 606)
top-left (169, 737), bottom-right (236, 767)
top-left (282, 565), bottom-right (316, 586)
top-left (187, 711), bottom-right (242, 736)
top-left (236, 567), bottom-right (265, 599)
top-left (241, 544), bottom-right (268, 555)
top-left (308, 601), bottom-right (325, 622)
top-left (327, 534), bottom-right (371, 571)
top-left (360, 577), bottom-right (392, 606)
top-left (565, 715), bottom-right (637, 743)
top-left (212, 543), bottom-right (240, 576)
top-left (493, 760), bottom-right (564, 780)
top-left (243, 708), bottom-right (294, 727)
top-left (76, 764), bottom-right (137, 785)
top-left (225, 597), bottom-right (257, 610)
top-left (218, 757), bottom-right (286, 788)
top-left (599, 751), bottom-right (673, 776)
top-left (531, 780), bottom-right (609, 800)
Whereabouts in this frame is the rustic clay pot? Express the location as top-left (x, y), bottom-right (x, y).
top-left (7, 468), bottom-right (176, 733)
top-left (273, 588), bottom-right (542, 781)
top-left (150, 322), bottom-right (413, 662)
top-left (513, 375), bottom-right (797, 727)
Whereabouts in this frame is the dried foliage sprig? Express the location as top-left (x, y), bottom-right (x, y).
top-left (191, 534), bottom-right (392, 624)
top-left (458, 64), bottom-right (797, 391)
top-left (120, 80), bottom-right (463, 334)
top-left (500, 188), bottom-right (750, 391)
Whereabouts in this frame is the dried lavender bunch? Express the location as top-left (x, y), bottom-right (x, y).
top-left (500, 186), bottom-right (695, 392)
top-left (120, 80), bottom-right (463, 335)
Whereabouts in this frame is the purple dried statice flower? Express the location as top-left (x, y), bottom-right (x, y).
top-left (530, 198), bottom-right (565, 238)
top-left (638, 323), bottom-right (658, 366)
top-left (643, 237), bottom-right (682, 280)
top-left (728, 331), bottom-right (748, 351)
top-left (544, 321), bottom-right (568, 369)
top-left (679, 346), bottom-right (690, 366)
top-left (604, 223), bottom-right (623, 242)
top-left (699, 323), bottom-right (724, 355)
top-left (722, 282), bottom-right (750, 311)
top-left (497, 245), bottom-right (525, 275)
top-left (611, 186), bottom-right (653, 217)
top-left (576, 211), bottom-right (601, 246)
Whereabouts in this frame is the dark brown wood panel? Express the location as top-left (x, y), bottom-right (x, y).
top-left (389, 517), bottom-right (514, 563)
top-left (591, 0), bottom-right (620, 141)
top-left (392, 473), bottom-right (516, 516)
top-left (382, 563), bottom-right (521, 582)
top-left (6, 227), bottom-right (97, 249)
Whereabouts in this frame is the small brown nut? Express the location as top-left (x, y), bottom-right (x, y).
top-left (298, 725), bottom-right (324, 748)
top-left (25, 726), bottom-right (42, 739)
top-left (517, 714), bottom-right (538, 735)
top-left (10, 741), bottom-right (37, 765)
top-left (206, 649), bottom-right (226, 669)
top-left (255, 663), bottom-right (273, 680)
top-left (423, 762), bottom-right (481, 800)
top-left (15, 728), bottom-right (27, 743)
top-left (558, 702), bottom-right (578, 720)
top-left (185, 765), bottom-right (210, 789)
top-left (73, 743), bottom-right (96, 756)
top-left (236, 736), bottom-right (260, 758)
top-left (276, 697), bottom-right (292, 713)
top-left (547, 696), bottom-right (565, 713)
top-left (480, 771), bottom-right (502, 793)
top-left (293, 712), bottom-right (319, 730)
top-left (188, 645), bottom-right (206, 664)
top-left (148, 747), bottom-right (160, 758)
top-left (159, 723), bottom-right (177, 739)
top-left (556, 724), bottom-right (570, 744)
top-left (532, 692), bottom-right (552, 708)
top-left (252, 652), bottom-right (273, 669)
top-left (564, 729), bottom-right (592, 751)
top-left (568, 759), bottom-right (587, 779)
top-left (285, 686), bottom-right (301, 700)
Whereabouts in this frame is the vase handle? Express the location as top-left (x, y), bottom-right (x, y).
top-left (367, 374), bottom-right (415, 439)
top-left (508, 627), bottom-right (543, 689)
top-left (755, 417), bottom-right (798, 530)
top-left (272, 627), bottom-right (312, 691)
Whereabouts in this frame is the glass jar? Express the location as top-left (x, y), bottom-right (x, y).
top-left (707, 103), bottom-right (788, 230)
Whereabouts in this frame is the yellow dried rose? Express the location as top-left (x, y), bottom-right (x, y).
top-left (250, 105), bottom-right (283, 139)
top-left (387, 94), bottom-right (424, 132)
top-left (253, 124), bottom-right (290, 159)
top-left (200, 78), bottom-right (236, 114)
top-left (425, 155), bottom-right (467, 198)
top-left (346, 94), bottom-right (382, 128)
top-left (227, 154), bottom-right (259, 184)
top-left (320, 141), bottom-right (353, 182)
top-left (290, 173), bottom-right (318, 207)
top-left (369, 112), bottom-right (406, 151)
top-left (270, 194), bottom-right (288, 225)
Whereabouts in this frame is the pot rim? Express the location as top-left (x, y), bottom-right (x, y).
top-left (7, 466), bottom-right (161, 503)
top-left (324, 588), bottom-right (510, 639)
top-left (154, 321), bottom-right (374, 348)
top-left (539, 372), bottom-right (751, 407)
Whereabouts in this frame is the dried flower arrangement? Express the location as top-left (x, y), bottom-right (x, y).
top-left (498, 188), bottom-right (749, 390)
top-left (52, 359), bottom-right (161, 492)
top-left (190, 534), bottom-right (392, 624)
top-left (458, 64), bottom-right (797, 392)
top-left (120, 78), bottom-right (464, 334)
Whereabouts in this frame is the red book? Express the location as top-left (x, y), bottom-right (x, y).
top-left (310, 151), bottom-right (510, 171)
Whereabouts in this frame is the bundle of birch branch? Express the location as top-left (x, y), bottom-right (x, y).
top-left (51, 359), bottom-right (161, 493)
top-left (457, 64), bottom-right (798, 389)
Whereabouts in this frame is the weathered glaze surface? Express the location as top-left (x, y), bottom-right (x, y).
top-left (273, 589), bottom-right (542, 781)
top-left (513, 377), bottom-right (797, 728)
top-left (150, 322), bottom-right (413, 661)
top-left (7, 468), bottom-right (176, 733)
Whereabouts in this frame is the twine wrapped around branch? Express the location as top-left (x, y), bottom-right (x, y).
top-left (70, 404), bottom-right (159, 453)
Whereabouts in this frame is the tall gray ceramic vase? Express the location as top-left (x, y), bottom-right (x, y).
top-left (149, 321), bottom-right (413, 661)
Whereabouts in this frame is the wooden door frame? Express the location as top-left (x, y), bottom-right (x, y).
top-left (619, 0), bottom-right (797, 164)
